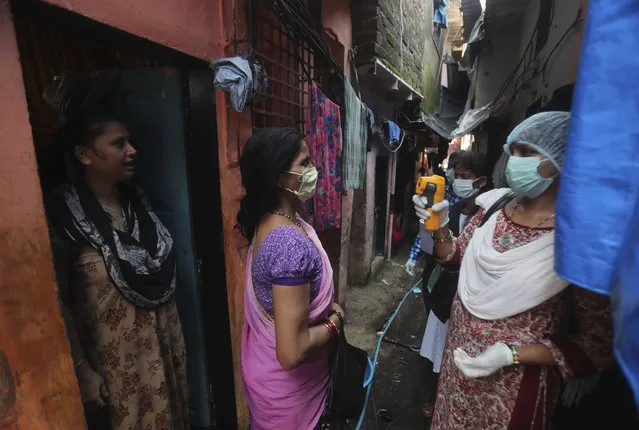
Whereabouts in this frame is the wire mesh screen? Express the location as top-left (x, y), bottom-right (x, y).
top-left (249, 0), bottom-right (325, 131)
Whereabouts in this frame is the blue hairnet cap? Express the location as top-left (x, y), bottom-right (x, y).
top-left (503, 111), bottom-right (571, 171)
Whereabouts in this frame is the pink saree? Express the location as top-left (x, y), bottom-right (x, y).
top-left (242, 218), bottom-right (334, 430)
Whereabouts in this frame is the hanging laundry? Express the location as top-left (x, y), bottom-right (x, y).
top-left (210, 56), bottom-right (267, 112)
top-left (387, 120), bottom-right (401, 149)
top-left (343, 80), bottom-right (366, 190)
top-left (306, 82), bottom-right (342, 231)
top-left (434, 0), bottom-right (449, 28)
top-left (365, 106), bottom-right (375, 132)
top-left (364, 106), bottom-right (375, 152)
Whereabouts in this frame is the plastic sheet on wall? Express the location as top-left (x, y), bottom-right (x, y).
top-left (450, 103), bottom-right (491, 138)
top-left (555, 0), bottom-right (639, 410)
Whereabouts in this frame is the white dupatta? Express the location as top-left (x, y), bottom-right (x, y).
top-left (457, 189), bottom-right (569, 320)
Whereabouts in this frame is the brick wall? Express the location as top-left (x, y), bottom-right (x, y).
top-left (352, 0), bottom-right (440, 112)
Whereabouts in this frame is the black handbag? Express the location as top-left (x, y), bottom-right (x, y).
top-left (323, 312), bottom-right (369, 421)
top-left (421, 255), bottom-right (460, 322)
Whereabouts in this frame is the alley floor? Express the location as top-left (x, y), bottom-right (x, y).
top-left (342, 250), bottom-right (639, 430)
top-left (343, 246), bottom-right (435, 430)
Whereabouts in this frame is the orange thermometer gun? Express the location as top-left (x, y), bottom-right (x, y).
top-left (415, 175), bottom-right (446, 231)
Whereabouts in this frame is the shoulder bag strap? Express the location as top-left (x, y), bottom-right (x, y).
top-left (478, 192), bottom-right (517, 228)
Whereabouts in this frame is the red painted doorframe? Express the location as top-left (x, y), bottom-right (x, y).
top-left (0, 0), bottom-right (85, 427)
top-left (2, 0), bottom-right (253, 426)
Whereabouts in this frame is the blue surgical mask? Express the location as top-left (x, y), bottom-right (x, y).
top-left (505, 156), bottom-right (555, 198)
top-left (453, 178), bottom-right (479, 199)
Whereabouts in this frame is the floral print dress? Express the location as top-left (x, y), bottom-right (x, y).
top-left (431, 207), bottom-right (612, 430)
top-left (63, 209), bottom-right (189, 429)
top-left (306, 81), bottom-right (342, 231)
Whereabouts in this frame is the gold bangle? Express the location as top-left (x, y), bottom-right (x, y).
top-left (432, 229), bottom-right (453, 243)
top-left (508, 344), bottom-right (520, 365)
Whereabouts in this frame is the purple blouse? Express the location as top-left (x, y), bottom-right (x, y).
top-left (252, 226), bottom-right (324, 316)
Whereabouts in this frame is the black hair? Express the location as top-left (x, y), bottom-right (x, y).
top-left (56, 110), bottom-right (118, 149)
top-left (55, 110), bottom-right (120, 179)
top-left (237, 127), bottom-right (304, 240)
top-left (448, 150), bottom-right (461, 168)
top-left (455, 150), bottom-right (493, 190)
top-left (454, 151), bottom-right (488, 177)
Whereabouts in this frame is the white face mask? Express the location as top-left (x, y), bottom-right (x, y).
top-left (283, 167), bottom-right (318, 202)
top-left (452, 178), bottom-right (479, 199)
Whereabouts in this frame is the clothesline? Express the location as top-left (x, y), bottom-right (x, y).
top-left (318, 80), bottom-right (409, 148)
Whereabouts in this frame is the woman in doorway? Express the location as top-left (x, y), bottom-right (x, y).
top-left (417, 112), bottom-right (612, 429)
top-left (415, 150), bottom-right (492, 417)
top-left (47, 111), bottom-right (189, 429)
top-left (238, 127), bottom-right (344, 430)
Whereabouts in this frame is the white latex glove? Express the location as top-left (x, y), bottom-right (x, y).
top-left (453, 342), bottom-right (514, 378)
top-left (404, 260), bottom-right (416, 276)
top-left (412, 195), bottom-right (450, 228)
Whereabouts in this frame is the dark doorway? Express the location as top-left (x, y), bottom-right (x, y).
top-left (374, 156), bottom-right (389, 256)
top-left (11, 1), bottom-right (236, 428)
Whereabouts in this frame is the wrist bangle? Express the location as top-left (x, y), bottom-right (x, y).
top-left (507, 344), bottom-right (520, 365)
top-left (432, 229), bottom-right (453, 243)
top-left (324, 319), bottom-right (339, 338)
top-left (74, 358), bottom-right (86, 369)
top-left (328, 309), bottom-right (344, 326)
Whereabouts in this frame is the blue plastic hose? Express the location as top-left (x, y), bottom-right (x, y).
top-left (355, 279), bottom-right (423, 429)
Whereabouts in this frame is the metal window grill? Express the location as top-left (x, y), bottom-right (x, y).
top-left (248, 0), bottom-right (328, 132)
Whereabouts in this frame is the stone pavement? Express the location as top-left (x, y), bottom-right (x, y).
top-left (344, 248), bottom-right (434, 430)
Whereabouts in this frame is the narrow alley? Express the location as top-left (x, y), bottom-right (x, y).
top-left (1, 0), bottom-right (638, 429)
top-left (345, 246), bottom-right (433, 430)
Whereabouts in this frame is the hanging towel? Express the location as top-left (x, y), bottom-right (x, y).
top-left (306, 82), bottom-right (342, 231)
top-left (434, 0), bottom-right (449, 28)
top-left (343, 81), bottom-right (366, 190)
top-left (365, 106), bottom-right (375, 131)
top-left (555, 0), bottom-right (639, 410)
top-left (387, 120), bottom-right (401, 149)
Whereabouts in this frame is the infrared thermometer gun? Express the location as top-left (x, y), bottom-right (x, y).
top-left (415, 175), bottom-right (446, 231)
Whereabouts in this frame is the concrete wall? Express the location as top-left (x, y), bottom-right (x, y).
top-left (511, 0), bottom-right (584, 119)
top-left (348, 84), bottom-right (397, 285)
top-left (352, 0), bottom-right (441, 112)
top-left (475, 0), bottom-right (585, 122)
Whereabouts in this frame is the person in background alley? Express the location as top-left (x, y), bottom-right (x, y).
top-left (414, 150), bottom-right (492, 418)
top-left (237, 127), bottom-right (345, 430)
top-left (417, 112), bottom-right (613, 429)
top-left (46, 110), bottom-right (189, 429)
top-left (404, 151), bottom-right (461, 277)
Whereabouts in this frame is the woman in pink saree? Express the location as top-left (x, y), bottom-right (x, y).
top-left (237, 128), bottom-right (344, 430)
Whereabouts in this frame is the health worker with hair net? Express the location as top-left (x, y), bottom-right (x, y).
top-left (413, 112), bottom-right (613, 429)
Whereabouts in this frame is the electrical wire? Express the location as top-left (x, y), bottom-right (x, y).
top-left (381, 130), bottom-right (408, 153)
top-left (355, 280), bottom-right (423, 430)
top-left (491, 0), bottom-right (582, 117)
top-left (499, 7), bottom-right (581, 114)
top-left (493, 17), bottom-right (540, 102)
